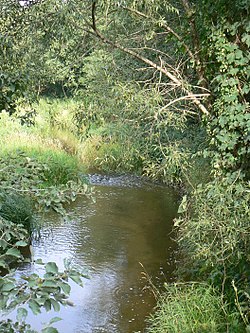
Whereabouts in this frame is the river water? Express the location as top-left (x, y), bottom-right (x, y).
top-left (9, 177), bottom-right (179, 333)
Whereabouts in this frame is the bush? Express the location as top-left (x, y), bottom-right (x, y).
top-left (176, 176), bottom-right (250, 326)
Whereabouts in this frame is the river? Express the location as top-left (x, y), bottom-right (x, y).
top-left (7, 176), bottom-right (179, 333)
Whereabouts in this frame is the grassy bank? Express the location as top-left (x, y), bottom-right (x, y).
top-left (147, 283), bottom-right (240, 333)
top-left (19, 97), bottom-right (210, 187)
top-left (0, 103), bottom-right (92, 230)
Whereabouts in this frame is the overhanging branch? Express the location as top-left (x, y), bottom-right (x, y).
top-left (121, 5), bottom-right (195, 62)
top-left (90, 1), bottom-right (209, 116)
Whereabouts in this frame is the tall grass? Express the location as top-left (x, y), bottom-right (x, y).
top-left (147, 283), bottom-right (240, 333)
top-left (0, 105), bottom-right (86, 186)
top-left (0, 192), bottom-right (34, 231)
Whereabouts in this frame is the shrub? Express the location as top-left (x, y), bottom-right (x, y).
top-left (176, 176), bottom-right (250, 325)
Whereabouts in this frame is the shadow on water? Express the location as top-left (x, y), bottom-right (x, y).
top-left (4, 177), bottom-right (179, 333)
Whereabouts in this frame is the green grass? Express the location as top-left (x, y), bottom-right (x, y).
top-left (0, 98), bottom-right (210, 187)
top-left (0, 102), bottom-right (87, 186)
top-left (147, 283), bottom-right (241, 333)
top-left (27, 148), bottom-right (86, 186)
top-left (0, 192), bottom-right (33, 231)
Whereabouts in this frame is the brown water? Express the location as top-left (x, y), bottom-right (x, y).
top-left (9, 180), bottom-right (178, 333)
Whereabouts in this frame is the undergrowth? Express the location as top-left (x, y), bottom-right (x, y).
top-left (147, 283), bottom-right (241, 333)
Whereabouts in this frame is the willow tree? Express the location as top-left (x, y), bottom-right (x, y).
top-left (73, 0), bottom-right (211, 117)
top-left (76, 0), bottom-right (249, 178)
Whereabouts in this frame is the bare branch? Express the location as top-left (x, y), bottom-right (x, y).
top-left (159, 94), bottom-right (210, 111)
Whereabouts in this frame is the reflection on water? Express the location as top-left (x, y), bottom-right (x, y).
top-left (5, 183), bottom-right (178, 333)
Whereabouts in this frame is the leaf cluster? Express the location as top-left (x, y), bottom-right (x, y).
top-left (0, 260), bottom-right (88, 333)
top-left (0, 151), bottom-right (91, 216)
top-left (0, 217), bottom-right (30, 273)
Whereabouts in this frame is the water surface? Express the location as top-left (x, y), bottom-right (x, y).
top-left (8, 181), bottom-right (178, 332)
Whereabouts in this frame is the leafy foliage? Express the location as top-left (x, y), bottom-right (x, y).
top-left (0, 0), bottom-right (250, 331)
top-left (0, 259), bottom-right (88, 333)
top-left (0, 319), bottom-right (37, 333)
top-left (0, 152), bottom-right (91, 216)
top-left (0, 259), bottom-right (87, 315)
top-left (0, 150), bottom-right (91, 332)
top-left (202, 16), bottom-right (250, 179)
top-left (176, 175), bottom-right (250, 326)
top-left (0, 19), bottom-right (29, 114)
top-left (0, 217), bottom-right (30, 273)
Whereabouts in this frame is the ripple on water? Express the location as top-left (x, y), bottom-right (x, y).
top-left (7, 181), bottom-right (179, 333)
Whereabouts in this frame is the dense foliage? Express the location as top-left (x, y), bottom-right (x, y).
top-left (0, 0), bottom-right (249, 332)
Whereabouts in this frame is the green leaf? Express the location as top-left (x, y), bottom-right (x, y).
top-left (42, 327), bottom-right (59, 333)
top-left (36, 258), bottom-right (44, 265)
top-left (49, 317), bottom-right (62, 325)
top-left (242, 33), bottom-right (250, 47)
top-left (0, 259), bottom-right (8, 269)
top-left (17, 307), bottom-right (28, 322)
top-left (50, 299), bottom-right (60, 312)
top-left (28, 279), bottom-right (38, 288)
top-left (15, 240), bottom-right (28, 247)
top-left (178, 195), bottom-right (187, 214)
top-left (1, 281), bottom-right (15, 292)
top-left (45, 262), bottom-right (59, 274)
top-left (0, 239), bottom-right (8, 249)
top-left (59, 282), bottom-right (71, 295)
top-left (69, 274), bottom-right (83, 286)
top-left (44, 299), bottom-right (52, 312)
top-left (29, 299), bottom-right (41, 315)
top-left (42, 280), bottom-right (58, 288)
top-left (6, 248), bottom-right (21, 258)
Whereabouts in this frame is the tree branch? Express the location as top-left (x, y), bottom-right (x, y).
top-left (121, 5), bottom-right (195, 62)
top-left (90, 1), bottom-right (209, 116)
top-left (181, 0), bottom-right (207, 87)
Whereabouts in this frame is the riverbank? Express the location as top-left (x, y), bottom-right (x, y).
top-left (1, 97), bottom-right (249, 332)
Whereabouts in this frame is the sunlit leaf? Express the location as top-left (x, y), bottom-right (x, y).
top-left (45, 262), bottom-right (59, 274)
top-left (42, 280), bottom-right (58, 288)
top-left (17, 307), bottom-right (28, 322)
top-left (59, 281), bottom-right (71, 295)
top-left (15, 240), bottom-right (28, 247)
top-left (44, 299), bottom-right (52, 312)
top-left (1, 282), bottom-right (15, 292)
top-left (50, 299), bottom-right (60, 312)
top-left (49, 317), bottom-right (62, 325)
top-left (69, 274), bottom-right (83, 286)
top-left (29, 299), bottom-right (41, 315)
top-left (6, 248), bottom-right (21, 258)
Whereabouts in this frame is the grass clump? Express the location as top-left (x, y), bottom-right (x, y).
top-left (147, 283), bottom-right (239, 333)
top-left (0, 192), bottom-right (33, 231)
top-left (24, 148), bottom-right (87, 186)
top-left (0, 102), bottom-right (87, 187)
